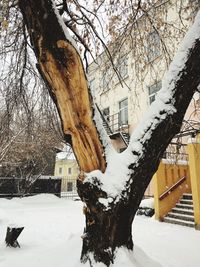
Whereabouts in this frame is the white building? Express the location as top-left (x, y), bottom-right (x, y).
top-left (88, 0), bottom-right (200, 154)
top-left (87, 0), bottom-right (200, 196)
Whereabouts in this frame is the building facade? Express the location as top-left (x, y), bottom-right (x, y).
top-left (87, 0), bottom-right (200, 196)
top-left (88, 0), bottom-right (200, 153)
top-left (54, 155), bottom-right (79, 196)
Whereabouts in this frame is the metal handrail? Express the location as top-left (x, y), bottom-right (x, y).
top-left (159, 176), bottom-right (186, 201)
top-left (95, 104), bottom-right (113, 134)
top-left (95, 104), bottom-right (129, 135)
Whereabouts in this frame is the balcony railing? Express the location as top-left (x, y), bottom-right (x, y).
top-left (96, 104), bottom-right (130, 146)
top-left (106, 112), bottom-right (128, 133)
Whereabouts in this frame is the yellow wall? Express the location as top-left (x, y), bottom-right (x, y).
top-left (54, 159), bottom-right (79, 176)
top-left (54, 159), bottom-right (79, 192)
top-left (154, 161), bottom-right (191, 220)
top-left (187, 139), bottom-right (200, 229)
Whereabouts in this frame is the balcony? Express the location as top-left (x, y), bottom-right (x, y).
top-left (96, 105), bottom-right (130, 146)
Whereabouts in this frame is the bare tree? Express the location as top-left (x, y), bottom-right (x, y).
top-left (1, 0), bottom-right (200, 266)
top-left (0, 0), bottom-right (65, 182)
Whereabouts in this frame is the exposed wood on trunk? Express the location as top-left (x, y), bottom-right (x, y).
top-left (18, 1), bottom-right (200, 266)
top-left (18, 0), bottom-right (106, 173)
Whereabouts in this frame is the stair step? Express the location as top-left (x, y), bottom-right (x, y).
top-left (121, 133), bottom-right (130, 145)
top-left (163, 217), bottom-right (195, 228)
top-left (175, 203), bottom-right (193, 210)
top-left (179, 199), bottom-right (193, 205)
top-left (167, 212), bottom-right (194, 222)
top-left (182, 193), bottom-right (193, 200)
top-left (172, 208), bottom-right (194, 216)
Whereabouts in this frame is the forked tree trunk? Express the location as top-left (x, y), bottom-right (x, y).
top-left (18, 1), bottom-right (200, 266)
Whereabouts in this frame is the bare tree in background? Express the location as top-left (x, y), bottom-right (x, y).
top-left (0, 0), bottom-right (65, 182)
top-left (1, 0), bottom-right (200, 266)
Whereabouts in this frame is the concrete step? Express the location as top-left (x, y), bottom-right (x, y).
top-left (172, 207), bottom-right (194, 216)
top-left (175, 203), bottom-right (193, 210)
top-left (163, 217), bottom-right (195, 228)
top-left (179, 199), bottom-right (193, 205)
top-left (182, 193), bottom-right (193, 200)
top-left (167, 212), bottom-right (194, 222)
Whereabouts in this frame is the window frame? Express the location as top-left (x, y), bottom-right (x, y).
top-left (147, 31), bottom-right (161, 62)
top-left (58, 167), bottom-right (62, 175)
top-left (102, 67), bottom-right (112, 91)
top-left (148, 81), bottom-right (162, 105)
top-left (89, 77), bottom-right (95, 92)
top-left (117, 55), bottom-right (128, 80)
top-left (118, 98), bottom-right (128, 126)
top-left (68, 167), bottom-right (72, 175)
top-left (102, 107), bottom-right (110, 122)
top-left (67, 182), bottom-right (73, 192)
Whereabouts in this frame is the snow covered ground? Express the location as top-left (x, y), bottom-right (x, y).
top-left (0, 194), bottom-right (199, 267)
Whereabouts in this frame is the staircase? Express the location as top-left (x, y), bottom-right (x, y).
top-left (96, 104), bottom-right (130, 146)
top-left (102, 119), bottom-right (113, 136)
top-left (163, 193), bottom-right (195, 228)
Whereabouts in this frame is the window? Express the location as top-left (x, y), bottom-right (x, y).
top-left (118, 55), bottom-right (128, 79)
top-left (148, 81), bottom-right (161, 104)
top-left (147, 31), bottom-right (161, 62)
top-left (59, 167), bottom-right (62, 175)
top-left (102, 107), bottom-right (110, 122)
top-left (102, 68), bottom-right (112, 91)
top-left (67, 182), bottom-right (73, 192)
top-left (89, 78), bottom-right (95, 92)
top-left (102, 71), bottom-right (109, 89)
top-left (119, 98), bottom-right (128, 126)
top-left (68, 167), bottom-right (72, 175)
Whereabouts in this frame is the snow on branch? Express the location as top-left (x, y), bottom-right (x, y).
top-left (93, 105), bottom-right (117, 161)
top-left (85, 11), bottom-right (200, 203)
top-left (128, 10), bottom-right (200, 157)
top-left (51, 0), bottom-right (79, 52)
top-left (52, 0), bottom-right (114, 163)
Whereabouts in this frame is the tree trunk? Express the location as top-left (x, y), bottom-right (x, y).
top-left (77, 181), bottom-right (136, 266)
top-left (5, 226), bottom-right (24, 248)
top-left (18, 0), bottom-right (106, 174)
top-left (18, 1), bottom-right (200, 266)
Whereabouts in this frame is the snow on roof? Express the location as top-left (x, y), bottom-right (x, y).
top-left (56, 152), bottom-right (76, 160)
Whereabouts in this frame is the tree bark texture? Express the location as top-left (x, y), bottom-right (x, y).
top-left (18, 0), bottom-right (106, 174)
top-left (78, 180), bottom-right (134, 266)
top-left (18, 1), bottom-right (200, 266)
top-left (5, 226), bottom-right (24, 248)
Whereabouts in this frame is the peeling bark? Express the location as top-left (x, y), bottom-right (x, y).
top-left (18, 0), bottom-right (106, 173)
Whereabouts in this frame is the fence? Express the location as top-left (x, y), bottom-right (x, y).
top-left (60, 177), bottom-right (79, 199)
top-left (0, 176), bottom-right (62, 198)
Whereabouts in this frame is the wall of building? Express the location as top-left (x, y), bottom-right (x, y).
top-left (187, 136), bottom-right (200, 229)
top-left (87, 1), bottom-right (200, 199)
top-left (153, 160), bottom-right (191, 220)
top-left (88, 0), bottom-right (198, 138)
top-left (54, 159), bottom-right (79, 193)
